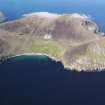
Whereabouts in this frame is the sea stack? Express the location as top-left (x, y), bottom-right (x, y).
top-left (0, 11), bottom-right (5, 23)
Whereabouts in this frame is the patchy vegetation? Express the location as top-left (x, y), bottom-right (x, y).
top-left (0, 12), bottom-right (105, 71)
top-left (29, 40), bottom-right (65, 59)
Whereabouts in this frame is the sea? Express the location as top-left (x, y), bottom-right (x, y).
top-left (0, 0), bottom-right (105, 105)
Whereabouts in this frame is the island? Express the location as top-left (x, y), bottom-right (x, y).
top-left (0, 12), bottom-right (105, 72)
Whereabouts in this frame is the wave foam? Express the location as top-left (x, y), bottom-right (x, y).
top-left (23, 12), bottom-right (61, 19)
top-left (23, 12), bottom-right (91, 20)
top-left (70, 13), bottom-right (91, 19)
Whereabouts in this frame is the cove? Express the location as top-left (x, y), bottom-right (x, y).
top-left (0, 55), bottom-right (105, 105)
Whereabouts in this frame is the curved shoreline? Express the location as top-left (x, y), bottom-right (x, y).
top-left (1, 53), bottom-right (105, 72)
top-left (2, 52), bottom-right (61, 64)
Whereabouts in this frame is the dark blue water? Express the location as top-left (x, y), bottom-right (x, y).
top-left (1, 55), bottom-right (105, 105)
top-left (0, 0), bottom-right (105, 32)
top-left (1, 1), bottom-right (105, 105)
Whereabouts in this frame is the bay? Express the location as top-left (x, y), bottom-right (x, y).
top-left (0, 55), bottom-right (105, 105)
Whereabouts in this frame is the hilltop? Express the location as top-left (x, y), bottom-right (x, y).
top-left (0, 12), bottom-right (105, 71)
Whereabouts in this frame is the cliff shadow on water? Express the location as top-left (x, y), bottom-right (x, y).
top-left (0, 55), bottom-right (105, 105)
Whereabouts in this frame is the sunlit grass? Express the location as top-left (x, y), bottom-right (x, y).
top-left (28, 39), bottom-right (65, 59)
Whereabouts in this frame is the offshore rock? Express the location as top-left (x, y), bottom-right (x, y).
top-left (0, 11), bottom-right (5, 23)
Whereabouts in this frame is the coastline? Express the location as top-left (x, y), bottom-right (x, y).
top-left (1, 52), bottom-right (105, 72)
top-left (3, 52), bottom-right (61, 63)
top-left (0, 12), bottom-right (105, 72)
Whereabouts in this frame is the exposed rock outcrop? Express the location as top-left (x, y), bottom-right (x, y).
top-left (0, 11), bottom-right (5, 23)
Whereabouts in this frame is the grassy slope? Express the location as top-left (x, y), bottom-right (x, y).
top-left (26, 39), bottom-right (65, 60)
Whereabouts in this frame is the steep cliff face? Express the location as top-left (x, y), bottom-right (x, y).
top-left (0, 12), bottom-right (5, 23)
top-left (63, 38), bottom-right (105, 71)
top-left (0, 12), bottom-right (105, 71)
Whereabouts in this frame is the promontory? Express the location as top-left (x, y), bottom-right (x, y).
top-left (0, 12), bottom-right (105, 71)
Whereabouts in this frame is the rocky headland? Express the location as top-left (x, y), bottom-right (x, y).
top-left (0, 12), bottom-right (105, 72)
